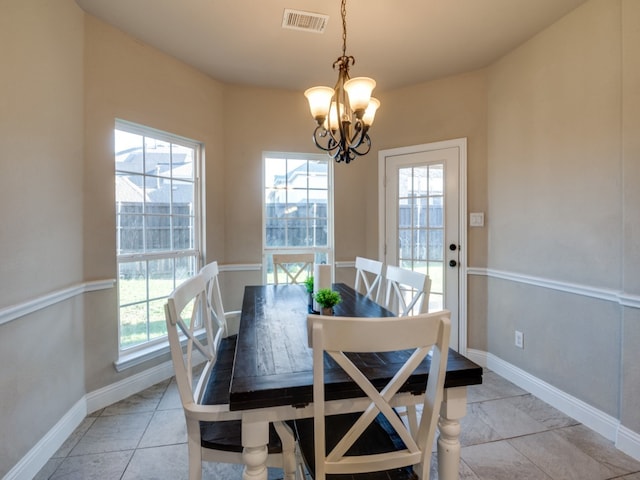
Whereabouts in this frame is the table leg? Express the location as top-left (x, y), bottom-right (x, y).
top-left (241, 417), bottom-right (269, 480)
top-left (437, 386), bottom-right (467, 480)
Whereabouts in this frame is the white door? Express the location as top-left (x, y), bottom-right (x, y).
top-left (379, 139), bottom-right (466, 352)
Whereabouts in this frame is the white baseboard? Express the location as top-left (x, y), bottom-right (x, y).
top-left (466, 348), bottom-right (640, 461)
top-left (3, 399), bottom-right (86, 480)
top-left (618, 425), bottom-right (640, 461)
top-left (4, 360), bottom-right (177, 480)
top-left (86, 360), bottom-right (176, 414)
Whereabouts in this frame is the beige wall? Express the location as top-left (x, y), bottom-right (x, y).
top-left (486, 0), bottom-right (639, 425)
top-left (82, 15), bottom-right (228, 390)
top-left (621, 0), bottom-right (640, 433)
top-left (0, 0), bottom-right (84, 306)
top-left (488, 0), bottom-right (621, 286)
top-left (0, 0), bottom-right (85, 475)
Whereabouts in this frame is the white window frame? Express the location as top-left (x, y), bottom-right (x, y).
top-left (262, 152), bottom-right (334, 283)
top-left (114, 119), bottom-right (204, 364)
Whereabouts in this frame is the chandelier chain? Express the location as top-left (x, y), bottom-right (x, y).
top-left (341, 0), bottom-right (348, 58)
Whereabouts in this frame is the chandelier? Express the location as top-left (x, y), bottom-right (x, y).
top-left (304, 0), bottom-right (380, 164)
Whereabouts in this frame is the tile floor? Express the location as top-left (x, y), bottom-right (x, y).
top-left (35, 369), bottom-right (640, 480)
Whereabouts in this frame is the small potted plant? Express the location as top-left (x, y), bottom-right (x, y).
top-left (314, 288), bottom-right (342, 316)
top-left (304, 276), bottom-right (315, 313)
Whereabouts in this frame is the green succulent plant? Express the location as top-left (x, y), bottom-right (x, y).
top-left (303, 276), bottom-right (314, 293)
top-left (314, 288), bottom-right (342, 308)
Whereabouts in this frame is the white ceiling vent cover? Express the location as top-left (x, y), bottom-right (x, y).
top-left (282, 9), bottom-right (328, 33)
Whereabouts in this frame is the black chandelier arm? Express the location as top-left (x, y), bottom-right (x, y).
top-left (346, 121), bottom-right (371, 155)
top-left (311, 125), bottom-right (341, 155)
top-left (350, 132), bottom-right (372, 157)
top-left (310, 123), bottom-right (372, 164)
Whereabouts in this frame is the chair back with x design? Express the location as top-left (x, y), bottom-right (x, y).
top-left (300, 310), bottom-right (450, 480)
top-left (273, 253), bottom-right (314, 284)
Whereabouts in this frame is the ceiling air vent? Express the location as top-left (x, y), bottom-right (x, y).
top-left (282, 9), bottom-right (328, 33)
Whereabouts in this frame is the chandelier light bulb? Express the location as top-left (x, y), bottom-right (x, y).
top-left (344, 77), bottom-right (376, 116)
top-left (362, 97), bottom-right (380, 126)
top-left (304, 86), bottom-right (334, 124)
top-left (325, 101), bottom-right (343, 132)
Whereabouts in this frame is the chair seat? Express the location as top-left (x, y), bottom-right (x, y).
top-left (197, 334), bottom-right (284, 454)
top-left (201, 334), bottom-right (237, 405)
top-left (295, 412), bottom-right (418, 480)
top-left (201, 419), bottom-right (284, 454)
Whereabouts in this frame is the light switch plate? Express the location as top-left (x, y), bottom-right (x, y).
top-left (470, 212), bottom-right (484, 227)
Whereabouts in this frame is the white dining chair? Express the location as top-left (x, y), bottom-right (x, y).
top-left (383, 265), bottom-right (432, 317)
top-left (295, 310), bottom-right (451, 480)
top-left (353, 256), bottom-right (384, 302)
top-left (273, 253), bottom-right (314, 284)
top-left (200, 260), bottom-right (240, 337)
top-left (165, 273), bottom-right (299, 480)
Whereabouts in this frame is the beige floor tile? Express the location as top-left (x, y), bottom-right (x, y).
top-left (459, 410), bottom-right (503, 446)
top-left (32, 458), bottom-right (64, 480)
top-left (138, 408), bottom-right (187, 448)
top-left (69, 412), bottom-right (153, 456)
top-left (468, 397), bottom-right (548, 439)
top-left (554, 424), bottom-right (640, 476)
top-left (462, 441), bottom-right (552, 480)
top-left (100, 380), bottom-right (169, 416)
top-left (504, 394), bottom-right (579, 430)
top-left (121, 444), bottom-right (189, 480)
top-left (157, 378), bottom-right (182, 410)
top-left (49, 451), bottom-right (133, 480)
top-left (51, 417), bottom-right (97, 458)
top-left (466, 370), bottom-right (528, 403)
top-left (509, 430), bottom-right (615, 480)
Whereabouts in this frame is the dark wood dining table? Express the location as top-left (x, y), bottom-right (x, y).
top-left (230, 283), bottom-right (483, 480)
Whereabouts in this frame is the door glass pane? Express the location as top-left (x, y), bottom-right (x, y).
top-left (412, 166), bottom-right (428, 195)
top-left (428, 164), bottom-right (443, 195)
top-left (413, 197), bottom-right (428, 228)
top-left (398, 168), bottom-right (412, 198)
top-left (429, 197), bottom-right (443, 227)
top-left (396, 162), bottom-right (445, 312)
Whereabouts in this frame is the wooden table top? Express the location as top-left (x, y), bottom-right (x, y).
top-left (229, 283), bottom-right (483, 411)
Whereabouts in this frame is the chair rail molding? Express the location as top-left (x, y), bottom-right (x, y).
top-left (0, 279), bottom-right (115, 326)
top-left (218, 263), bottom-right (261, 272)
top-left (467, 267), bottom-right (640, 309)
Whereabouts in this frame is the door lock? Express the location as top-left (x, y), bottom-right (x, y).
top-left (449, 260), bottom-right (457, 267)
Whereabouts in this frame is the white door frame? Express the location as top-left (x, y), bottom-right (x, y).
top-left (378, 138), bottom-right (467, 354)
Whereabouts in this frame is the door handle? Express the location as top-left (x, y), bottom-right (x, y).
top-left (449, 260), bottom-right (457, 267)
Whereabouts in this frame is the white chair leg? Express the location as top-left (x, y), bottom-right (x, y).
top-left (273, 421), bottom-right (298, 480)
top-left (186, 419), bottom-right (203, 480)
top-left (406, 404), bottom-right (419, 438)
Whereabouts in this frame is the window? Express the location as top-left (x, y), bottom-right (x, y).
top-left (115, 120), bottom-right (202, 353)
top-left (263, 153), bottom-right (333, 283)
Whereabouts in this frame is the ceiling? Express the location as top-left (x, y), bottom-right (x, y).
top-left (75, 0), bottom-right (587, 92)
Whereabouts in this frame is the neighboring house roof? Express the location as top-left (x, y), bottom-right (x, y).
top-left (116, 174), bottom-right (147, 203)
